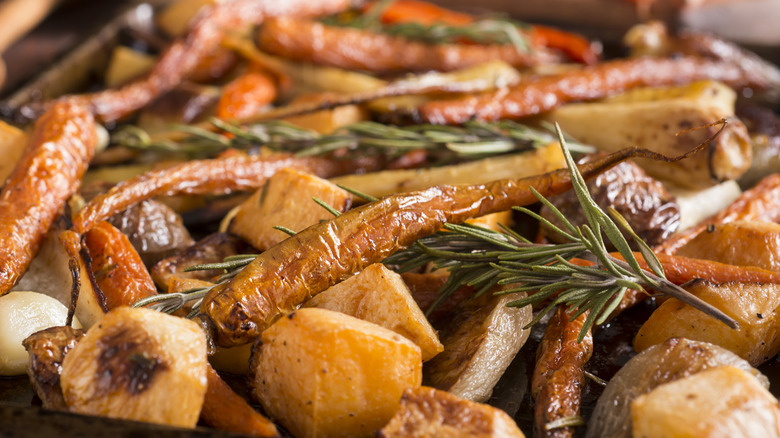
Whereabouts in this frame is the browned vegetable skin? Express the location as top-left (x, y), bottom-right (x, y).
top-left (256, 17), bottom-right (562, 74)
top-left (71, 154), bottom-right (373, 236)
top-left (200, 145), bottom-right (701, 347)
top-left (0, 101), bottom-right (97, 296)
top-left (69, 0), bottom-right (355, 123)
top-left (417, 56), bottom-right (774, 124)
top-left (82, 221), bottom-right (157, 310)
top-left (201, 365), bottom-right (279, 437)
top-left (531, 307), bottom-right (593, 438)
top-left (22, 326), bottom-right (86, 410)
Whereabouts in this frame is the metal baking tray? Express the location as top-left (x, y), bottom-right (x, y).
top-left (1, 1), bottom-right (779, 437)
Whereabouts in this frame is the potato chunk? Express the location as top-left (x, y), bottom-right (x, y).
top-left (677, 220), bottom-right (780, 271)
top-left (60, 307), bottom-right (208, 428)
top-left (378, 386), bottom-right (525, 438)
top-left (634, 281), bottom-right (780, 365)
top-left (632, 366), bottom-right (780, 438)
top-left (230, 168), bottom-right (351, 251)
top-left (251, 308), bottom-right (422, 438)
top-left (305, 263), bottom-right (443, 361)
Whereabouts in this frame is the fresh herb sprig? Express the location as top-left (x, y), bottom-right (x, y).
top-left (113, 119), bottom-right (592, 162)
top-left (384, 125), bottom-right (737, 340)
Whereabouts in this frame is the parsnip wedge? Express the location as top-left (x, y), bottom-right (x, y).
top-left (632, 366), bottom-right (780, 438)
top-left (586, 337), bottom-right (767, 438)
top-left (424, 291), bottom-right (531, 402)
top-left (378, 386), bottom-right (526, 438)
top-left (330, 143), bottom-right (565, 198)
top-left (305, 263), bottom-right (443, 361)
top-left (60, 307), bottom-right (208, 428)
top-left (540, 80), bottom-right (751, 188)
top-left (251, 308), bottom-right (422, 438)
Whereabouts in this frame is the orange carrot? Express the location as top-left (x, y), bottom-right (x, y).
top-left (201, 365), bottom-right (279, 437)
top-left (216, 68), bottom-right (277, 120)
top-left (572, 252), bottom-right (780, 287)
top-left (83, 221), bottom-right (157, 310)
top-left (369, 0), bottom-right (598, 64)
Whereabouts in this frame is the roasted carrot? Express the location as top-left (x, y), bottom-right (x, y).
top-left (45, 0), bottom-right (352, 123)
top-left (71, 153), bottom-right (377, 236)
top-left (255, 17), bottom-right (563, 74)
top-left (0, 101), bottom-right (97, 296)
top-left (82, 221), bottom-right (157, 310)
top-left (417, 56), bottom-right (773, 124)
top-left (216, 68), bottom-right (277, 120)
top-left (532, 307), bottom-right (592, 438)
top-left (201, 365), bottom-right (279, 437)
top-left (200, 145), bottom-right (704, 347)
top-left (369, 0), bottom-right (599, 64)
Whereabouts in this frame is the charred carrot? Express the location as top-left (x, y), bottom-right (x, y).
top-left (71, 154), bottom-right (376, 236)
top-left (201, 365), bottom-right (279, 437)
top-left (216, 68), bottom-right (278, 120)
top-left (532, 307), bottom-right (592, 438)
top-left (200, 145), bottom-right (700, 347)
top-left (417, 56), bottom-right (770, 124)
top-left (82, 221), bottom-right (157, 310)
top-left (370, 0), bottom-right (599, 64)
top-left (0, 101), bottom-right (97, 296)
top-left (255, 17), bottom-right (562, 74)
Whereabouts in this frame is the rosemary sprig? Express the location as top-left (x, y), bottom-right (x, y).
top-left (113, 119), bottom-right (592, 162)
top-left (384, 125), bottom-right (737, 340)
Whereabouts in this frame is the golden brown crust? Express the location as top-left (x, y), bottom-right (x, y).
top-left (256, 17), bottom-right (561, 74)
top-left (418, 56), bottom-right (768, 124)
top-left (532, 307), bottom-right (593, 438)
top-left (22, 326), bottom-right (86, 410)
top-left (0, 100), bottom-right (96, 295)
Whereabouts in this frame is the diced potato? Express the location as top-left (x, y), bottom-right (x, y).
top-left (0, 120), bottom-right (26, 184)
top-left (540, 80), bottom-right (751, 188)
top-left (229, 168), bottom-right (351, 251)
top-left (250, 307), bottom-right (422, 438)
top-left (667, 180), bottom-right (741, 231)
top-left (677, 220), bottom-right (780, 271)
top-left (104, 46), bottom-right (156, 88)
top-left (330, 143), bottom-right (565, 199)
top-left (634, 281), bottom-right (780, 365)
top-left (631, 366), bottom-right (780, 438)
top-left (305, 263), bottom-right (443, 361)
top-left (156, 0), bottom-right (215, 37)
top-left (378, 386), bottom-right (526, 438)
top-left (424, 291), bottom-right (532, 402)
top-left (0, 291), bottom-right (81, 376)
top-left (61, 307), bottom-right (208, 428)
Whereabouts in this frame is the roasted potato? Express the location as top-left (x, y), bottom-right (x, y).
top-left (60, 307), bottom-right (208, 428)
top-left (677, 220), bottom-right (780, 271)
top-left (632, 366), bottom-right (780, 437)
top-left (250, 307), bottom-right (422, 438)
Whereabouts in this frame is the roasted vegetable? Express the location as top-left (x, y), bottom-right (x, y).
top-left (424, 290), bottom-right (531, 402)
top-left (151, 232), bottom-right (246, 290)
top-left (378, 386), bottom-right (526, 438)
top-left (60, 307), bottom-right (208, 428)
top-left (22, 326), bottom-right (85, 410)
top-left (631, 366), bottom-right (780, 437)
top-left (586, 337), bottom-right (768, 438)
top-left (250, 307), bottom-right (422, 438)
top-left (677, 220), bottom-right (780, 271)
top-left (635, 280), bottom-right (780, 365)
top-left (305, 263), bottom-right (443, 361)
